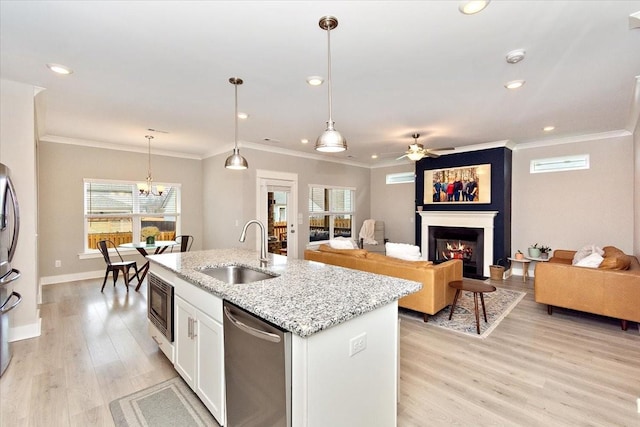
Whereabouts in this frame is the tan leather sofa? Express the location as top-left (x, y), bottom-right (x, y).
top-left (304, 244), bottom-right (463, 321)
top-left (534, 247), bottom-right (640, 330)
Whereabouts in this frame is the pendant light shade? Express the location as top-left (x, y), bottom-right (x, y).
top-left (225, 77), bottom-right (248, 170)
top-left (138, 135), bottom-right (164, 196)
top-left (315, 16), bottom-right (347, 153)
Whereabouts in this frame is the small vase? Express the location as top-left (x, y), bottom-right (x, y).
top-left (540, 252), bottom-right (549, 260)
top-left (146, 236), bottom-right (155, 245)
top-left (515, 252), bottom-right (524, 260)
top-left (528, 247), bottom-right (541, 258)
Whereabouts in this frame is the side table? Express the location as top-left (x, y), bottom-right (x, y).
top-left (448, 280), bottom-right (497, 334)
top-left (508, 257), bottom-right (532, 282)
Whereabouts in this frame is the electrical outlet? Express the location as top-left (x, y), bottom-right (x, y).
top-left (55, 260), bottom-right (61, 268)
top-left (349, 332), bottom-right (367, 357)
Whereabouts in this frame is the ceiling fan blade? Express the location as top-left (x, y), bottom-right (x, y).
top-left (395, 153), bottom-right (408, 160)
top-left (424, 151), bottom-right (440, 158)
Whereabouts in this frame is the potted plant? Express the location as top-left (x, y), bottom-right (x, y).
top-left (539, 245), bottom-right (552, 259)
top-left (141, 226), bottom-right (160, 245)
top-left (528, 243), bottom-right (541, 258)
top-left (515, 250), bottom-right (524, 260)
top-left (489, 258), bottom-right (505, 281)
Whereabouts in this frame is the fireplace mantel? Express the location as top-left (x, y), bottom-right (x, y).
top-left (418, 211), bottom-right (498, 277)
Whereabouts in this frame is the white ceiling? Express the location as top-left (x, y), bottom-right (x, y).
top-left (1, 1), bottom-right (639, 166)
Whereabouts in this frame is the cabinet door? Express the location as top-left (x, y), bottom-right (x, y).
top-left (195, 311), bottom-right (225, 424)
top-left (174, 296), bottom-right (197, 388)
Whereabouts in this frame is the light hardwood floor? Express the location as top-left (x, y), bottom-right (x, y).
top-left (1, 276), bottom-right (638, 426)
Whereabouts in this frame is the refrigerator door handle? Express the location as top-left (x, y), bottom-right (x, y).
top-left (223, 306), bottom-right (281, 343)
top-left (6, 176), bottom-right (20, 262)
top-left (0, 269), bottom-right (20, 286)
top-left (0, 291), bottom-right (21, 314)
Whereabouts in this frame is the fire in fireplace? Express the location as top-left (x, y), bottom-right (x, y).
top-left (428, 226), bottom-right (484, 279)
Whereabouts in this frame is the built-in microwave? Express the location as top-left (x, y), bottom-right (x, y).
top-left (148, 272), bottom-right (174, 342)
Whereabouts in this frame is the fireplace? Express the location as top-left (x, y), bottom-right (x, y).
top-left (418, 211), bottom-right (498, 278)
top-left (428, 226), bottom-right (484, 279)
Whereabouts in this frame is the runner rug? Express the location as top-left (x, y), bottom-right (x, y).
top-left (110, 376), bottom-right (219, 427)
top-left (399, 283), bottom-right (526, 339)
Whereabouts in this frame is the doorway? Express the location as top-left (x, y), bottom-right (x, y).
top-left (256, 170), bottom-right (298, 259)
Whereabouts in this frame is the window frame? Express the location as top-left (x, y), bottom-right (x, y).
top-left (308, 184), bottom-right (356, 244)
top-left (83, 178), bottom-right (181, 253)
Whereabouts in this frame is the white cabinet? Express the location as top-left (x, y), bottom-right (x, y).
top-left (173, 280), bottom-right (225, 426)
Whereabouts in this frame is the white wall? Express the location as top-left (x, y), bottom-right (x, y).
top-left (370, 164), bottom-right (416, 244)
top-left (202, 148), bottom-right (371, 258)
top-left (512, 133), bottom-right (634, 256)
top-left (634, 124), bottom-right (639, 258)
top-left (0, 79), bottom-right (41, 340)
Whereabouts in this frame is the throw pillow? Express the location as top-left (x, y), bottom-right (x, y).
top-left (385, 242), bottom-right (422, 261)
top-left (574, 252), bottom-right (604, 268)
top-left (366, 252), bottom-right (433, 268)
top-left (318, 244), bottom-right (368, 258)
top-left (572, 244), bottom-right (604, 265)
top-left (598, 246), bottom-right (631, 270)
top-left (328, 238), bottom-right (357, 250)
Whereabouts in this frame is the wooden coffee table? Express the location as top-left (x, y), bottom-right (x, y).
top-left (448, 280), bottom-right (497, 334)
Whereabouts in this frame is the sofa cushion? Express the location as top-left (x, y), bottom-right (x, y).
top-left (599, 246), bottom-right (631, 270)
top-left (572, 244), bottom-right (604, 265)
top-left (318, 244), bottom-right (368, 258)
top-left (328, 238), bottom-right (358, 249)
top-left (366, 252), bottom-right (432, 268)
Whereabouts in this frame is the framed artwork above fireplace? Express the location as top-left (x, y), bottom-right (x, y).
top-left (423, 163), bottom-right (491, 204)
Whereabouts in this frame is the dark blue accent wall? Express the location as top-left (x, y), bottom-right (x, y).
top-left (415, 147), bottom-right (512, 266)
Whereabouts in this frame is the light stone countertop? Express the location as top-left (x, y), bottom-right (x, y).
top-left (147, 248), bottom-right (421, 338)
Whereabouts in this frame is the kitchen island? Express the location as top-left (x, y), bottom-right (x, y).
top-left (147, 248), bottom-right (421, 427)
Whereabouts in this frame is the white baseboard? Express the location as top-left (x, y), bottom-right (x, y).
top-left (40, 270), bottom-right (103, 286)
top-left (9, 314), bottom-right (41, 342)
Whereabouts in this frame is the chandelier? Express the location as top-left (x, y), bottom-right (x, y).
top-left (138, 135), bottom-right (164, 196)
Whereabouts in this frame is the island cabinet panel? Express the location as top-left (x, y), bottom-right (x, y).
top-left (173, 282), bottom-right (225, 426)
top-left (291, 302), bottom-right (399, 427)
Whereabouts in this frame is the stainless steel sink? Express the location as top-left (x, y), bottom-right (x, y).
top-left (200, 265), bottom-right (278, 284)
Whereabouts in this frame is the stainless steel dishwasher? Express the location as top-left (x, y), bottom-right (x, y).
top-left (223, 300), bottom-right (291, 427)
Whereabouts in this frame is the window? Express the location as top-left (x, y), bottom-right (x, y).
top-left (84, 179), bottom-right (180, 251)
top-left (309, 185), bottom-right (355, 243)
top-left (530, 154), bottom-right (589, 174)
top-left (386, 172), bottom-right (415, 184)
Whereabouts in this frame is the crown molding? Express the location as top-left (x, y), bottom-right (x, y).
top-left (39, 134), bottom-right (203, 160)
top-left (513, 129), bottom-right (632, 151)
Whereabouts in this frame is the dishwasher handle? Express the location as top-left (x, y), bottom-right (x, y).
top-left (224, 306), bottom-right (281, 343)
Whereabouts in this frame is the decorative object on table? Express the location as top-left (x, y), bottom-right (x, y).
top-left (224, 77), bottom-right (249, 170)
top-left (515, 250), bottom-right (524, 260)
top-left (141, 226), bottom-right (160, 245)
top-left (528, 243), bottom-right (541, 258)
top-left (489, 258), bottom-right (505, 280)
top-left (399, 282), bottom-right (526, 339)
top-left (138, 135), bottom-right (165, 196)
top-left (538, 245), bottom-right (552, 259)
top-left (315, 15), bottom-right (347, 153)
top-left (110, 376), bottom-right (218, 427)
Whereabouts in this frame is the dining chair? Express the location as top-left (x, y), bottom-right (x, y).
top-left (97, 240), bottom-right (141, 292)
top-left (173, 235), bottom-right (194, 253)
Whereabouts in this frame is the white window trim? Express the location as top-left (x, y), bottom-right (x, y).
top-left (308, 184), bottom-right (356, 244)
top-left (530, 154), bottom-right (590, 174)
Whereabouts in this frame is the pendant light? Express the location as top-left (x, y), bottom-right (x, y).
top-left (315, 16), bottom-right (347, 153)
top-left (138, 135), bottom-right (164, 196)
top-left (224, 77), bottom-right (249, 170)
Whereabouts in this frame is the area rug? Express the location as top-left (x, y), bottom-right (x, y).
top-left (109, 376), bottom-right (219, 427)
top-left (400, 283), bottom-right (525, 339)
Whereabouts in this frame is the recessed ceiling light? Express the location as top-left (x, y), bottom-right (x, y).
top-left (506, 49), bottom-right (526, 64)
top-left (301, 138), bottom-right (309, 144)
top-left (543, 126), bottom-right (555, 132)
top-left (371, 154), bottom-right (378, 159)
top-left (458, 1), bottom-right (491, 15)
top-left (46, 63), bottom-right (73, 75)
top-left (505, 80), bottom-right (525, 89)
top-left (306, 76), bottom-right (324, 86)
top-left (237, 112), bottom-right (249, 119)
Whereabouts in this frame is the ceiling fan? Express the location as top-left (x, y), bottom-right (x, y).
top-left (396, 133), bottom-right (453, 161)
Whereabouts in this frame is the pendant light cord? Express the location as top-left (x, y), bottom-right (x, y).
top-left (326, 25), bottom-right (333, 126)
top-left (234, 82), bottom-right (239, 150)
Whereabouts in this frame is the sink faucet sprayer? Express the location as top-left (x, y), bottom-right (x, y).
top-left (239, 219), bottom-right (268, 266)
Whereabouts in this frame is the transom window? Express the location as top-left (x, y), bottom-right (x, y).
top-left (308, 185), bottom-right (355, 243)
top-left (84, 179), bottom-right (181, 251)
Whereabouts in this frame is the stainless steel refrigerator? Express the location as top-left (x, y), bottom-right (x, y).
top-left (0, 162), bottom-right (22, 377)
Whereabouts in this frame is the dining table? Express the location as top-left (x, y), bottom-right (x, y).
top-left (119, 240), bottom-right (178, 290)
